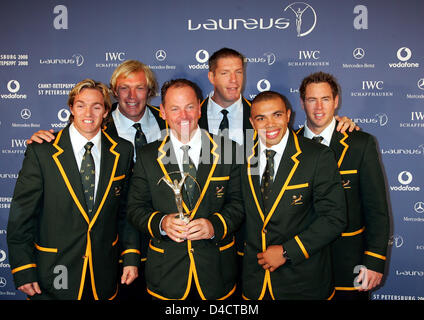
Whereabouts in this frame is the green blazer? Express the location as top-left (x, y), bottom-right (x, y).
top-left (127, 129), bottom-right (244, 300)
top-left (104, 103), bottom-right (168, 262)
top-left (297, 125), bottom-right (390, 290)
top-left (7, 126), bottom-right (140, 300)
top-left (241, 131), bottom-right (347, 300)
top-left (199, 96), bottom-right (252, 256)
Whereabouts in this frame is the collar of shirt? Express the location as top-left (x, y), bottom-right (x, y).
top-left (258, 128), bottom-right (289, 181)
top-left (303, 117), bottom-right (336, 147)
top-left (206, 91), bottom-right (244, 145)
top-left (169, 126), bottom-right (202, 171)
top-left (69, 123), bottom-right (102, 196)
top-left (112, 104), bottom-right (161, 144)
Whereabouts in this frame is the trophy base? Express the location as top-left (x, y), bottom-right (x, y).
top-left (179, 214), bottom-right (191, 224)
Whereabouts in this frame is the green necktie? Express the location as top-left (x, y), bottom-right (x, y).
top-left (80, 142), bottom-right (95, 218)
top-left (219, 109), bottom-right (229, 138)
top-left (133, 123), bottom-right (148, 156)
top-left (181, 145), bottom-right (199, 210)
top-left (261, 149), bottom-right (276, 214)
top-left (312, 135), bottom-right (324, 144)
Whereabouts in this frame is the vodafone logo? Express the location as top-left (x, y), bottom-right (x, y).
top-left (397, 47), bottom-right (412, 62)
top-left (398, 171), bottom-right (413, 185)
top-left (391, 170), bottom-right (420, 192)
top-left (257, 79), bottom-right (271, 92)
top-left (7, 80), bottom-right (20, 93)
top-left (188, 49), bottom-right (209, 70)
top-left (195, 49), bottom-right (209, 63)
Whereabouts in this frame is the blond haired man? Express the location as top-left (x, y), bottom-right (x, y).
top-left (7, 79), bottom-right (139, 300)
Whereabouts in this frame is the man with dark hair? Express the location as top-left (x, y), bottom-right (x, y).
top-left (297, 71), bottom-right (390, 300)
top-left (199, 47), bottom-right (252, 146)
top-left (126, 78), bottom-right (244, 300)
top-left (7, 79), bottom-right (139, 300)
top-left (241, 90), bottom-right (347, 300)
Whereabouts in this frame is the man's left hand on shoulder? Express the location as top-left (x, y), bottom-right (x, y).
top-left (335, 115), bottom-right (360, 133)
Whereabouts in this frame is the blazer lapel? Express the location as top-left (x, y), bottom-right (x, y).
top-left (247, 137), bottom-right (266, 221)
top-left (330, 124), bottom-right (349, 168)
top-left (52, 126), bottom-right (90, 224)
top-left (198, 98), bottom-right (209, 132)
top-left (189, 130), bottom-right (219, 219)
top-left (242, 97), bottom-right (252, 145)
top-left (89, 130), bottom-right (121, 228)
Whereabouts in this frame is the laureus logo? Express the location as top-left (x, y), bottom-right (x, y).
top-left (284, 2), bottom-right (317, 37)
top-left (187, 2), bottom-right (317, 37)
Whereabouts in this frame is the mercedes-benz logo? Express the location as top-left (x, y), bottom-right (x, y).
top-left (414, 201), bottom-right (424, 214)
top-left (417, 78), bottom-right (424, 91)
top-left (0, 277), bottom-right (6, 288)
top-left (155, 49), bottom-right (167, 61)
top-left (20, 108), bottom-right (31, 120)
top-left (353, 48), bottom-right (365, 60)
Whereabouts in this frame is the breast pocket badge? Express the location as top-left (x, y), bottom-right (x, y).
top-left (216, 186), bottom-right (225, 198)
top-left (114, 186), bottom-right (122, 197)
top-left (291, 194), bottom-right (303, 206)
top-left (342, 180), bottom-right (351, 189)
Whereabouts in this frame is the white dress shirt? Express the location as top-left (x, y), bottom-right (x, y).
top-left (303, 117), bottom-right (336, 147)
top-left (258, 128), bottom-right (289, 183)
top-left (169, 126), bottom-right (202, 172)
top-left (111, 105), bottom-right (162, 160)
top-left (206, 91), bottom-right (244, 145)
top-left (69, 123), bottom-right (102, 200)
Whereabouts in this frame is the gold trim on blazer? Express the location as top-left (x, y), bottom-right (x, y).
top-left (341, 226), bottom-right (365, 237)
top-left (34, 243), bottom-right (58, 253)
top-left (247, 130), bottom-right (303, 300)
top-left (52, 128), bottom-right (121, 300)
top-left (337, 132), bottom-right (349, 168)
top-left (154, 131), bottom-right (235, 300)
top-left (364, 251), bottom-right (386, 260)
top-left (11, 263), bottom-right (37, 274)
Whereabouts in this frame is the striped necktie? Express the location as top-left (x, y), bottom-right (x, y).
top-left (80, 142), bottom-right (95, 218)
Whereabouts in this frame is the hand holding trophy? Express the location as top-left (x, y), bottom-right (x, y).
top-left (158, 172), bottom-right (192, 224)
top-left (158, 171), bottom-right (202, 242)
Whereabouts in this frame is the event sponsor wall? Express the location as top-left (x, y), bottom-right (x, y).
top-left (0, 0), bottom-right (423, 300)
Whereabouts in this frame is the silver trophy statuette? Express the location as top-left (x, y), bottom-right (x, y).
top-left (158, 172), bottom-right (191, 224)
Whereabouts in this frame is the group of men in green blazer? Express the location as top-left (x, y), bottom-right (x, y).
top-left (7, 48), bottom-right (390, 300)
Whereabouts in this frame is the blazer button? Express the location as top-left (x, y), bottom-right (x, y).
top-left (190, 248), bottom-right (194, 253)
top-left (263, 229), bottom-right (267, 234)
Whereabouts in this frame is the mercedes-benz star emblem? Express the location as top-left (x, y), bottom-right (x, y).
top-left (155, 49), bottom-right (167, 61)
top-left (353, 48), bottom-right (365, 60)
top-left (20, 108), bottom-right (31, 120)
top-left (417, 78), bottom-right (424, 91)
top-left (414, 201), bottom-right (424, 214)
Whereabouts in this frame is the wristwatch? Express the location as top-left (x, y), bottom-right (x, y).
top-left (283, 249), bottom-right (291, 264)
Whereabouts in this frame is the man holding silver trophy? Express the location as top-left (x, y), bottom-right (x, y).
top-left (127, 78), bottom-right (244, 300)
